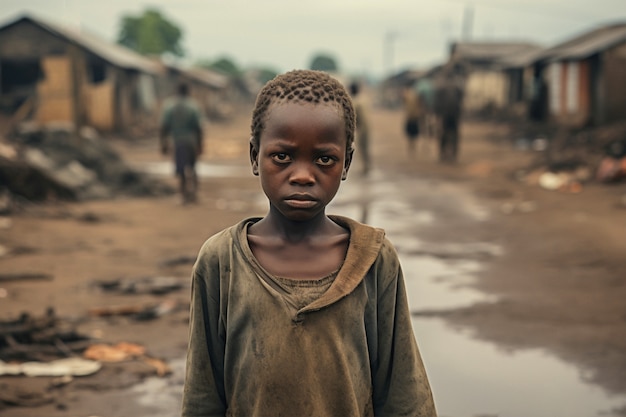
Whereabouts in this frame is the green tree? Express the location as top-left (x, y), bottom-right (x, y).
top-left (117, 8), bottom-right (184, 57)
top-left (196, 56), bottom-right (241, 76)
top-left (309, 53), bottom-right (339, 72)
top-left (255, 67), bottom-right (279, 84)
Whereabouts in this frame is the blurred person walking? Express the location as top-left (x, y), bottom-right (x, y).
top-left (160, 82), bottom-right (204, 204)
top-left (402, 85), bottom-right (422, 155)
top-left (349, 80), bottom-right (371, 176)
top-left (434, 69), bottom-right (464, 163)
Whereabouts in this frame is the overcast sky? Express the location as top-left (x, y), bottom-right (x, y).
top-left (1, 0), bottom-right (625, 78)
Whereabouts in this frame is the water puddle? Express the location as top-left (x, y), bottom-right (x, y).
top-left (136, 161), bottom-right (250, 178)
top-left (413, 318), bottom-right (626, 417)
top-left (130, 358), bottom-right (185, 417)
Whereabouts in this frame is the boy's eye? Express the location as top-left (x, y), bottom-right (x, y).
top-left (271, 153), bottom-right (291, 163)
top-left (316, 156), bottom-right (337, 166)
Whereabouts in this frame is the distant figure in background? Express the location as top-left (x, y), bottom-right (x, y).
top-left (434, 70), bottom-right (464, 163)
top-left (160, 82), bottom-right (204, 204)
top-left (349, 80), bottom-right (371, 176)
top-left (402, 85), bottom-right (422, 154)
top-left (529, 75), bottom-right (548, 122)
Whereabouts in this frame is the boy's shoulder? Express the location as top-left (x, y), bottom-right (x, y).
top-left (329, 214), bottom-right (397, 259)
top-left (197, 218), bottom-right (260, 256)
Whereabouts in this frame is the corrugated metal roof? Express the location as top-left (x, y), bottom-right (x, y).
top-left (550, 22), bottom-right (626, 60)
top-left (0, 14), bottom-right (162, 74)
top-left (182, 67), bottom-right (229, 89)
top-left (500, 47), bottom-right (546, 68)
top-left (161, 62), bottom-right (229, 89)
top-left (532, 22), bottom-right (626, 63)
top-left (451, 42), bottom-right (543, 63)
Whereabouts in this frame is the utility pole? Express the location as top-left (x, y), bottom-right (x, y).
top-left (383, 30), bottom-right (398, 77)
top-left (462, 4), bottom-right (474, 40)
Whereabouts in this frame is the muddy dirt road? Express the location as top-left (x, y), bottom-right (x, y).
top-left (1, 102), bottom-right (625, 417)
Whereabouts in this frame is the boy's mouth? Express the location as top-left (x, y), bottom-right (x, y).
top-left (284, 194), bottom-right (317, 209)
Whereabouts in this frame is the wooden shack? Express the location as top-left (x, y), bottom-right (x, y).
top-left (448, 41), bottom-right (543, 115)
top-left (0, 14), bottom-right (162, 133)
top-left (529, 22), bottom-right (626, 127)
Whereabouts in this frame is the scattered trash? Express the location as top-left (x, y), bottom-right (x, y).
top-left (538, 172), bottom-right (568, 190)
top-left (88, 299), bottom-right (179, 321)
top-left (538, 172), bottom-right (583, 193)
top-left (0, 357), bottom-right (101, 377)
top-left (0, 309), bottom-right (91, 362)
top-left (0, 272), bottom-right (53, 283)
top-left (83, 342), bottom-right (146, 362)
top-left (94, 276), bottom-right (184, 296)
top-left (596, 156), bottom-right (626, 183)
top-left (159, 255), bottom-right (197, 268)
top-left (83, 342), bottom-right (171, 377)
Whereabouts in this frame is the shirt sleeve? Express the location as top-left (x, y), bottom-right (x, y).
top-left (181, 248), bottom-right (227, 417)
top-left (372, 243), bottom-right (437, 417)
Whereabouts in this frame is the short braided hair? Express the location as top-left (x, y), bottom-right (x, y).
top-left (250, 70), bottom-right (356, 155)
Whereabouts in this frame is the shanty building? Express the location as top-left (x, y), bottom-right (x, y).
top-left (0, 14), bottom-right (162, 133)
top-left (530, 22), bottom-right (626, 127)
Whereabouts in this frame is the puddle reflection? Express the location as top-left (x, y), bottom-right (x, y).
top-left (136, 161), bottom-right (250, 178)
top-left (413, 318), bottom-right (626, 417)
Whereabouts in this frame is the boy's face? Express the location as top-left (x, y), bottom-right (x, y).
top-left (250, 101), bottom-right (353, 222)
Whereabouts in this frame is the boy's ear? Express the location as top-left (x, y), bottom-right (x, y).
top-left (342, 147), bottom-right (354, 181)
top-left (249, 137), bottom-right (259, 176)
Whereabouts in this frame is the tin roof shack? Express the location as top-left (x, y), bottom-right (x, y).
top-left (158, 63), bottom-right (232, 120)
top-left (448, 42), bottom-right (542, 117)
top-left (530, 22), bottom-right (626, 128)
top-left (0, 14), bottom-right (162, 134)
top-left (379, 69), bottom-right (426, 108)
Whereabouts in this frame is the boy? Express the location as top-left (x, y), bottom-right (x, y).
top-left (182, 70), bottom-right (436, 417)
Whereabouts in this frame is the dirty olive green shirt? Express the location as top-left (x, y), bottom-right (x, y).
top-left (182, 216), bottom-right (437, 417)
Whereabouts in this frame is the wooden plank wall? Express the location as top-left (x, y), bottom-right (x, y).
top-left (35, 56), bottom-right (74, 124)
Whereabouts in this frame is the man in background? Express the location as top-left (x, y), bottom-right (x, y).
top-left (349, 80), bottom-right (371, 176)
top-left (434, 68), bottom-right (464, 163)
top-left (160, 82), bottom-right (204, 204)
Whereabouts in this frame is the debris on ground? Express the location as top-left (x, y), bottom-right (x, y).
top-left (159, 255), bottom-right (198, 268)
top-left (0, 122), bottom-right (173, 208)
top-left (510, 121), bottom-right (626, 193)
top-left (595, 137), bottom-right (626, 183)
top-left (83, 342), bottom-right (171, 376)
top-left (0, 357), bottom-right (101, 377)
top-left (93, 276), bottom-right (184, 296)
top-left (0, 309), bottom-right (90, 362)
top-left (88, 299), bottom-right (180, 321)
top-left (0, 272), bottom-right (53, 283)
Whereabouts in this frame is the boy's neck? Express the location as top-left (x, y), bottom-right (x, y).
top-left (252, 208), bottom-right (340, 242)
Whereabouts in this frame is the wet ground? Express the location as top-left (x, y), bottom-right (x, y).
top-left (1, 104), bottom-right (626, 417)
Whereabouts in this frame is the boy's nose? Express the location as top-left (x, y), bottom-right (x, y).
top-left (289, 162), bottom-right (315, 185)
